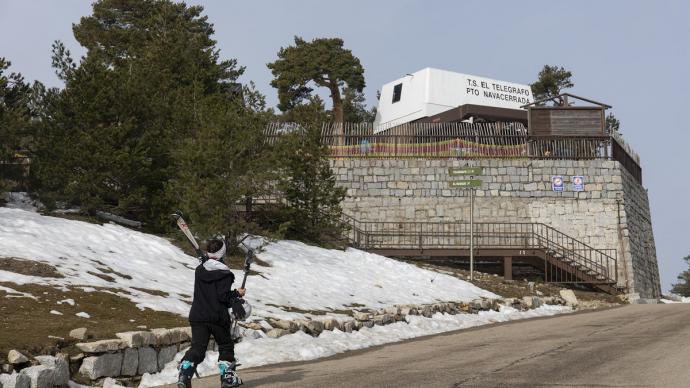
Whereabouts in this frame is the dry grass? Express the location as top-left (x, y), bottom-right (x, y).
top-left (0, 282), bottom-right (188, 361)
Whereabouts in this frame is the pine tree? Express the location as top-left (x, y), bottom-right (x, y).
top-left (265, 98), bottom-right (346, 243)
top-left (267, 36), bottom-right (365, 124)
top-left (342, 88), bottom-right (376, 123)
top-left (0, 58), bottom-right (36, 192)
top-left (671, 255), bottom-right (690, 297)
top-left (531, 65), bottom-right (574, 106)
top-left (32, 0), bottom-right (245, 229)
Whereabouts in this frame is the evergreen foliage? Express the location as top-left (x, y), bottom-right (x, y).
top-left (0, 58), bottom-right (38, 192)
top-left (531, 65), bottom-right (574, 106)
top-left (31, 0), bottom-right (247, 230)
top-left (606, 112), bottom-right (621, 134)
top-left (267, 37), bottom-right (365, 123)
top-left (671, 255), bottom-right (690, 297)
top-left (342, 88), bottom-right (376, 123)
top-left (275, 127), bottom-right (346, 243)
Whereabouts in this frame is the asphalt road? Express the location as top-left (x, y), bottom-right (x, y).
top-left (172, 304), bottom-right (690, 388)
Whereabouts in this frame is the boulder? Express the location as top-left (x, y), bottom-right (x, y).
top-left (559, 289), bottom-right (579, 307)
top-left (115, 331), bottom-right (155, 348)
top-left (158, 345), bottom-right (178, 371)
top-left (79, 353), bottom-right (123, 380)
top-left (268, 319), bottom-right (299, 333)
top-left (120, 348), bottom-right (138, 376)
top-left (1, 364), bottom-right (13, 374)
top-left (352, 310), bottom-right (372, 321)
top-left (521, 296), bottom-right (534, 308)
top-left (150, 328), bottom-right (172, 346)
top-left (169, 327), bottom-right (191, 343)
top-left (399, 306), bottom-right (416, 316)
top-left (342, 321), bottom-right (355, 333)
top-left (20, 365), bottom-right (55, 388)
top-left (421, 305), bottom-right (434, 317)
top-left (137, 347), bottom-right (157, 375)
top-left (303, 321), bottom-right (323, 336)
top-left (266, 329), bottom-right (290, 339)
top-left (0, 373), bottom-right (31, 388)
top-left (383, 306), bottom-right (400, 316)
top-left (34, 354), bottom-right (69, 386)
top-left (353, 320), bottom-right (364, 330)
top-left (361, 320), bottom-right (375, 328)
top-left (7, 351), bottom-right (28, 365)
top-left (373, 314), bottom-right (393, 326)
top-left (322, 319), bottom-right (341, 331)
top-left (244, 322), bottom-right (263, 331)
top-left (69, 328), bottom-right (89, 341)
top-left (76, 339), bottom-right (125, 354)
top-left (241, 329), bottom-right (264, 340)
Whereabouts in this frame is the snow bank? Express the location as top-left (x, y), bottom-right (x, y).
top-left (0, 208), bottom-right (495, 321)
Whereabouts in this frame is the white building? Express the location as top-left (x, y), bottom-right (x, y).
top-left (373, 67), bottom-right (533, 132)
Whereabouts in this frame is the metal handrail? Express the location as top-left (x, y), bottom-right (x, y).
top-left (342, 217), bottom-right (617, 284)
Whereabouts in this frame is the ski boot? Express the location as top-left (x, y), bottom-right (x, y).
top-left (177, 360), bottom-right (195, 388)
top-left (218, 361), bottom-right (243, 388)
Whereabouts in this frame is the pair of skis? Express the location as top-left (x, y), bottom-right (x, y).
top-left (171, 211), bottom-right (253, 286)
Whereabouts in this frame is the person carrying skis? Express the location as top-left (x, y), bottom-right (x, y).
top-left (177, 237), bottom-right (246, 388)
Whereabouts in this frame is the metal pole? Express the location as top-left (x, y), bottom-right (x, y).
top-left (470, 187), bottom-right (475, 281)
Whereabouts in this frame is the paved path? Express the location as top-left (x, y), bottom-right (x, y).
top-left (171, 304), bottom-right (690, 387)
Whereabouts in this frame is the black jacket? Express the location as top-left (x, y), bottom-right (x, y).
top-left (188, 259), bottom-right (240, 324)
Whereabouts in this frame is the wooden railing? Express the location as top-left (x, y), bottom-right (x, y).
top-left (265, 122), bottom-right (642, 183)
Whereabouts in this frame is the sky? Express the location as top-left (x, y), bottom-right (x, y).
top-left (1, 0), bottom-right (688, 292)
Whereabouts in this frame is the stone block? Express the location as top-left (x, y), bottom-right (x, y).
top-left (137, 347), bottom-right (157, 375)
top-left (268, 319), bottom-right (299, 333)
top-left (158, 345), bottom-right (178, 371)
top-left (103, 377), bottom-right (127, 388)
top-left (322, 319), bottom-right (341, 331)
top-left (115, 331), bottom-right (155, 348)
top-left (76, 339), bottom-right (125, 354)
top-left (34, 354), bottom-right (69, 386)
top-left (373, 314), bottom-right (393, 326)
top-left (352, 311), bottom-right (372, 321)
top-left (0, 373), bottom-right (31, 388)
top-left (303, 320), bottom-right (323, 336)
top-left (361, 320), bottom-right (375, 328)
top-left (150, 328), bottom-right (172, 346)
top-left (120, 348), bottom-right (138, 376)
top-left (80, 353), bottom-right (123, 380)
top-left (559, 289), bottom-right (579, 306)
top-left (7, 350), bottom-right (28, 365)
top-left (266, 329), bottom-right (290, 339)
top-left (69, 328), bottom-right (89, 341)
top-left (342, 321), bottom-right (355, 333)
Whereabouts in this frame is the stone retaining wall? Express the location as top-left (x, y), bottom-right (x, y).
top-left (2, 297), bottom-right (564, 387)
top-left (331, 159), bottom-right (661, 299)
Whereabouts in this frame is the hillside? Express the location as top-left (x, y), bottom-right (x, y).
top-left (0, 197), bottom-right (574, 386)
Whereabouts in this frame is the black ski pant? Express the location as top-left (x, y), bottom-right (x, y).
top-left (182, 321), bottom-right (234, 366)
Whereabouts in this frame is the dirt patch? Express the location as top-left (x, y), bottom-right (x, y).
top-left (0, 282), bottom-right (188, 361)
top-left (131, 287), bottom-right (169, 298)
top-left (404, 259), bottom-right (623, 304)
top-left (0, 257), bottom-right (64, 278)
top-left (98, 267), bottom-right (133, 280)
top-left (87, 271), bottom-right (116, 283)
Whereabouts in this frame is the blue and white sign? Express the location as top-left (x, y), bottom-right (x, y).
top-left (552, 176), bottom-right (564, 192)
top-left (572, 176), bottom-right (585, 192)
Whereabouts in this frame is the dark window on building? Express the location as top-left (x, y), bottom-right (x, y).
top-left (392, 83), bottom-right (402, 103)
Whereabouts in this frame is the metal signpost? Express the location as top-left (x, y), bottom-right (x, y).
top-left (448, 167), bottom-right (483, 281)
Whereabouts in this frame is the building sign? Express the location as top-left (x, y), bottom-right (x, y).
top-left (464, 76), bottom-right (532, 106)
top-left (552, 176), bottom-right (564, 192)
top-left (448, 167), bottom-right (483, 176)
top-left (572, 176), bottom-right (585, 192)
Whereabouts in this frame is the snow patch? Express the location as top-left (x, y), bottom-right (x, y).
top-left (57, 298), bottom-right (75, 306)
top-left (0, 285), bottom-right (37, 299)
top-left (76, 312), bottom-right (90, 318)
top-left (50, 310), bottom-right (63, 315)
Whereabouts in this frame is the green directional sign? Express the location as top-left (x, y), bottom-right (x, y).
top-left (449, 179), bottom-right (482, 188)
top-left (448, 167), bottom-right (483, 176)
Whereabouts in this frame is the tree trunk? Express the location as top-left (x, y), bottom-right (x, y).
top-left (330, 84), bottom-right (344, 146)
